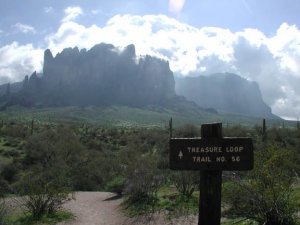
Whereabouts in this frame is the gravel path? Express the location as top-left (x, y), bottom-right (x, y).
top-left (57, 192), bottom-right (197, 225)
top-left (57, 192), bottom-right (126, 225)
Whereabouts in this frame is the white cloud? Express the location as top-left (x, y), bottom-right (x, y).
top-left (13, 23), bottom-right (36, 34)
top-left (46, 14), bottom-right (238, 75)
top-left (62, 6), bottom-right (83, 23)
top-left (44, 14), bottom-right (300, 119)
top-left (2, 13), bottom-right (300, 119)
top-left (268, 23), bottom-right (300, 77)
top-left (273, 86), bottom-right (300, 120)
top-left (169, 0), bottom-right (186, 14)
top-left (0, 42), bottom-right (43, 83)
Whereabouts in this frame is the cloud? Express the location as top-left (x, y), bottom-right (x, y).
top-left (44, 14), bottom-right (300, 119)
top-left (62, 6), bottom-right (83, 23)
top-left (2, 12), bottom-right (300, 119)
top-left (44, 6), bottom-right (54, 14)
top-left (46, 14), bottom-right (237, 75)
top-left (168, 0), bottom-right (186, 14)
top-left (13, 23), bottom-right (36, 34)
top-left (0, 42), bottom-right (43, 83)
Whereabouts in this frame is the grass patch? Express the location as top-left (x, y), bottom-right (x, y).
top-left (292, 185), bottom-right (300, 209)
top-left (8, 211), bottom-right (74, 225)
top-left (122, 186), bottom-right (199, 217)
top-left (293, 181), bottom-right (300, 198)
top-left (0, 136), bottom-right (25, 161)
top-left (122, 195), bottom-right (159, 217)
top-left (159, 194), bottom-right (198, 215)
top-left (158, 185), bottom-right (198, 213)
top-left (221, 218), bottom-right (258, 225)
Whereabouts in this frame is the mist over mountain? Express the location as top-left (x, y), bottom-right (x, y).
top-left (175, 73), bottom-right (279, 119)
top-left (0, 43), bottom-right (179, 108)
top-left (0, 43), bottom-right (279, 120)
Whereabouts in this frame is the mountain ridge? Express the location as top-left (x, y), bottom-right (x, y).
top-left (1, 43), bottom-right (176, 107)
top-left (175, 73), bottom-right (279, 119)
top-left (0, 43), bottom-right (216, 117)
top-left (0, 43), bottom-right (279, 120)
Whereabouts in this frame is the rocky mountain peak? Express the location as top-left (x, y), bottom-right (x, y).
top-left (6, 43), bottom-right (176, 107)
top-left (175, 73), bottom-right (278, 119)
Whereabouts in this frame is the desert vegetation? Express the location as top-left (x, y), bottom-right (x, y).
top-left (0, 117), bottom-right (299, 224)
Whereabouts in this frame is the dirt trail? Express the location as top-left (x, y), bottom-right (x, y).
top-left (57, 192), bottom-right (197, 225)
top-left (57, 192), bottom-right (125, 225)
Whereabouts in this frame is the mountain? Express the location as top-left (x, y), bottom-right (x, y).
top-left (0, 82), bottom-right (23, 96)
top-left (0, 43), bottom-right (216, 117)
top-left (0, 43), bottom-right (180, 108)
top-left (175, 73), bottom-right (279, 119)
top-left (0, 43), bottom-right (279, 121)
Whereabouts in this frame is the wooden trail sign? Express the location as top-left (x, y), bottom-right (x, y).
top-left (169, 123), bottom-right (253, 225)
top-left (170, 137), bottom-right (253, 171)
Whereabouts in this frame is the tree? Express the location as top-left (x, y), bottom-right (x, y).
top-left (223, 145), bottom-right (299, 225)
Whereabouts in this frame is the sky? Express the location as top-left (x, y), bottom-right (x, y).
top-left (1, 0), bottom-right (300, 120)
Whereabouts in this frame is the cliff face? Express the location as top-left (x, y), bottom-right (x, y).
top-left (175, 73), bottom-right (278, 119)
top-left (6, 43), bottom-right (176, 107)
top-left (0, 43), bottom-right (279, 120)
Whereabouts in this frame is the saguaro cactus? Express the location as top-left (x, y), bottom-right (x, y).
top-left (262, 118), bottom-right (266, 141)
top-left (169, 117), bottom-right (173, 138)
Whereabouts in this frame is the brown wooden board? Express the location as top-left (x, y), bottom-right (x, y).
top-left (170, 137), bottom-right (253, 171)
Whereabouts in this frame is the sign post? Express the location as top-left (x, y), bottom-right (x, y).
top-left (169, 123), bottom-right (253, 225)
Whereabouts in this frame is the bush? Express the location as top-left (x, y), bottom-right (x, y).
top-left (106, 176), bottom-right (125, 195)
top-left (18, 170), bottom-right (72, 219)
top-left (124, 156), bottom-right (163, 214)
top-left (170, 171), bottom-right (198, 198)
top-left (0, 198), bottom-right (7, 225)
top-left (0, 179), bottom-right (10, 197)
top-left (1, 163), bottom-right (18, 183)
top-left (23, 127), bottom-right (98, 191)
top-left (175, 124), bottom-right (199, 138)
top-left (13, 210), bottom-right (74, 225)
top-left (0, 124), bottom-right (27, 138)
top-left (223, 145), bottom-right (299, 225)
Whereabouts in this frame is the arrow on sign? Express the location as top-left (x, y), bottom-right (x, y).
top-left (178, 151), bottom-right (183, 159)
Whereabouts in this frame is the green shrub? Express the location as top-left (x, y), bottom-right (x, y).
top-left (170, 171), bottom-right (198, 198)
top-left (23, 127), bottom-right (98, 191)
top-left (18, 170), bottom-right (72, 219)
top-left (106, 176), bottom-right (125, 195)
top-left (175, 124), bottom-right (199, 138)
top-left (2, 149), bottom-right (20, 158)
top-left (12, 210), bottom-right (74, 225)
top-left (223, 145), bottom-right (299, 225)
top-left (0, 125), bottom-right (27, 138)
top-left (0, 179), bottom-right (10, 197)
top-left (1, 163), bottom-right (18, 183)
top-left (124, 156), bottom-right (163, 214)
top-left (0, 198), bottom-right (7, 225)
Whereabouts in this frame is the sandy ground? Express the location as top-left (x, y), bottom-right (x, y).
top-left (57, 192), bottom-right (126, 225)
top-left (6, 192), bottom-right (300, 225)
top-left (57, 192), bottom-right (197, 225)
